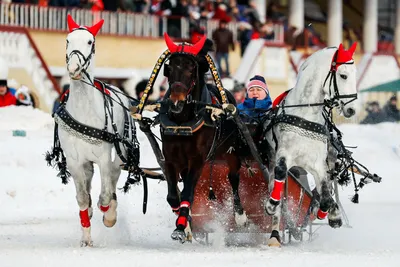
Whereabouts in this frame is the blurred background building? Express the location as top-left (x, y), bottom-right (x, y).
top-left (0, 0), bottom-right (399, 123)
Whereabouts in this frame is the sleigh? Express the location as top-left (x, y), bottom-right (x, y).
top-left (190, 153), bottom-right (316, 245)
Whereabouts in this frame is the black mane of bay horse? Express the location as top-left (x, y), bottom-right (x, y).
top-left (161, 37), bottom-right (249, 242)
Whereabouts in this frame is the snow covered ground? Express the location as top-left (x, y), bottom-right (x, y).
top-left (1, 106), bottom-right (399, 267)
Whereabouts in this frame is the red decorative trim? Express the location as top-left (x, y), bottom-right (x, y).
top-left (94, 80), bottom-right (110, 95)
top-left (0, 25), bottom-right (61, 94)
top-left (272, 90), bottom-right (290, 108)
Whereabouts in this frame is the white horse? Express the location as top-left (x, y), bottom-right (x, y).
top-left (264, 43), bottom-right (358, 246)
top-left (56, 15), bottom-right (133, 246)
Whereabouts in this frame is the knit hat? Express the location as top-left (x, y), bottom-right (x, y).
top-left (247, 75), bottom-right (269, 95)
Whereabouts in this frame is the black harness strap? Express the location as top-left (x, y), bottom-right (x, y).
top-left (55, 106), bottom-right (116, 143)
top-left (272, 113), bottom-right (329, 136)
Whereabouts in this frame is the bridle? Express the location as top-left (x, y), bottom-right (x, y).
top-left (323, 49), bottom-right (358, 107)
top-left (65, 28), bottom-right (96, 79)
top-left (165, 53), bottom-right (199, 103)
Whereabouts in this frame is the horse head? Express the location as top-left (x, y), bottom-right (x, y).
top-left (163, 33), bottom-right (209, 115)
top-left (66, 15), bottom-right (104, 80)
top-left (328, 42), bottom-right (358, 118)
top-left (295, 42), bottom-right (358, 119)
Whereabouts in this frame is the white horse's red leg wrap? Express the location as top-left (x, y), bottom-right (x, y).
top-left (270, 179), bottom-right (284, 202)
top-left (100, 205), bottom-right (110, 213)
top-left (176, 201), bottom-right (190, 228)
top-left (79, 209), bottom-right (91, 228)
top-left (317, 208), bottom-right (328, 220)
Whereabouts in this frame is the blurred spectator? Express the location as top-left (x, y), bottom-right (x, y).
top-left (213, 1), bottom-right (231, 22)
top-left (0, 79), bottom-right (17, 108)
top-left (49, 0), bottom-right (80, 7)
top-left (212, 19), bottom-right (235, 77)
top-left (243, 0), bottom-right (259, 25)
top-left (237, 21), bottom-right (252, 57)
top-left (80, 0), bottom-right (104, 11)
top-left (360, 101), bottom-right (384, 124)
top-left (262, 20), bottom-right (275, 40)
top-left (15, 85), bottom-right (33, 106)
top-left (232, 81), bottom-right (246, 104)
top-left (169, 0), bottom-right (189, 38)
top-left (266, 2), bottom-right (285, 22)
top-left (158, 85), bottom-right (166, 101)
top-left (135, 79), bottom-right (153, 99)
top-left (382, 95), bottom-right (400, 122)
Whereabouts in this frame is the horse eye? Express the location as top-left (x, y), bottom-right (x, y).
top-left (340, 74), bottom-right (347, 80)
top-left (88, 40), bottom-right (93, 45)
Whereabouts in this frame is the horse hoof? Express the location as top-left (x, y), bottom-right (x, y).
top-left (328, 218), bottom-right (342, 228)
top-left (171, 228), bottom-right (186, 243)
top-left (264, 198), bottom-right (280, 216)
top-left (234, 211), bottom-right (248, 227)
top-left (267, 237), bottom-right (281, 247)
top-left (80, 240), bottom-right (93, 247)
top-left (103, 215), bottom-right (117, 228)
top-left (267, 230), bottom-right (281, 247)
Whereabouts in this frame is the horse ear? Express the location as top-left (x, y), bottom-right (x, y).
top-left (67, 14), bottom-right (80, 33)
top-left (164, 32), bottom-right (178, 53)
top-left (87, 19), bottom-right (104, 37)
top-left (349, 42), bottom-right (357, 56)
top-left (338, 43), bottom-right (344, 52)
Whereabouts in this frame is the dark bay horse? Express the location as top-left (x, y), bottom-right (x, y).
top-left (160, 33), bottom-right (250, 242)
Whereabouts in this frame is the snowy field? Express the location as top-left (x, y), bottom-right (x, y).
top-left (1, 106), bottom-right (399, 267)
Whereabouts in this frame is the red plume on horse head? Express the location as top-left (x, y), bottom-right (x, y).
top-left (67, 14), bottom-right (104, 37)
top-left (332, 42), bottom-right (357, 70)
top-left (164, 32), bottom-right (207, 56)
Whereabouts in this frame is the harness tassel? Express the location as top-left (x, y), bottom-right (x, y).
top-left (351, 192), bottom-right (359, 204)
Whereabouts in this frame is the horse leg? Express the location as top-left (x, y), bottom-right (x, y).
top-left (265, 157), bottom-right (289, 215)
top-left (171, 161), bottom-right (203, 243)
top-left (165, 163), bottom-right (181, 215)
top-left (83, 162), bottom-right (94, 219)
top-left (225, 153), bottom-right (247, 227)
top-left (266, 156), bottom-right (293, 247)
top-left (268, 204), bottom-right (282, 247)
top-left (69, 163), bottom-right (93, 247)
top-left (322, 181), bottom-right (342, 228)
top-left (98, 161), bottom-right (118, 228)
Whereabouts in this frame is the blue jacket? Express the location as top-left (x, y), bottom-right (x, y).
top-left (237, 96), bottom-right (272, 118)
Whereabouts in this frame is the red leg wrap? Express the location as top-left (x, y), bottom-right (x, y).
top-left (100, 205), bottom-right (110, 213)
top-left (79, 209), bottom-right (91, 228)
top-left (270, 179), bottom-right (284, 201)
top-left (176, 215), bottom-right (188, 228)
top-left (317, 209), bottom-right (328, 220)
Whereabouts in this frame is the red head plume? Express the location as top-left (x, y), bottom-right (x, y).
top-left (86, 19), bottom-right (104, 37)
top-left (332, 42), bottom-right (357, 70)
top-left (67, 14), bottom-right (104, 37)
top-left (67, 14), bottom-right (80, 33)
top-left (164, 32), bottom-right (207, 56)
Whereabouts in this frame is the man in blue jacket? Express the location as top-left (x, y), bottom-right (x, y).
top-left (237, 75), bottom-right (272, 120)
